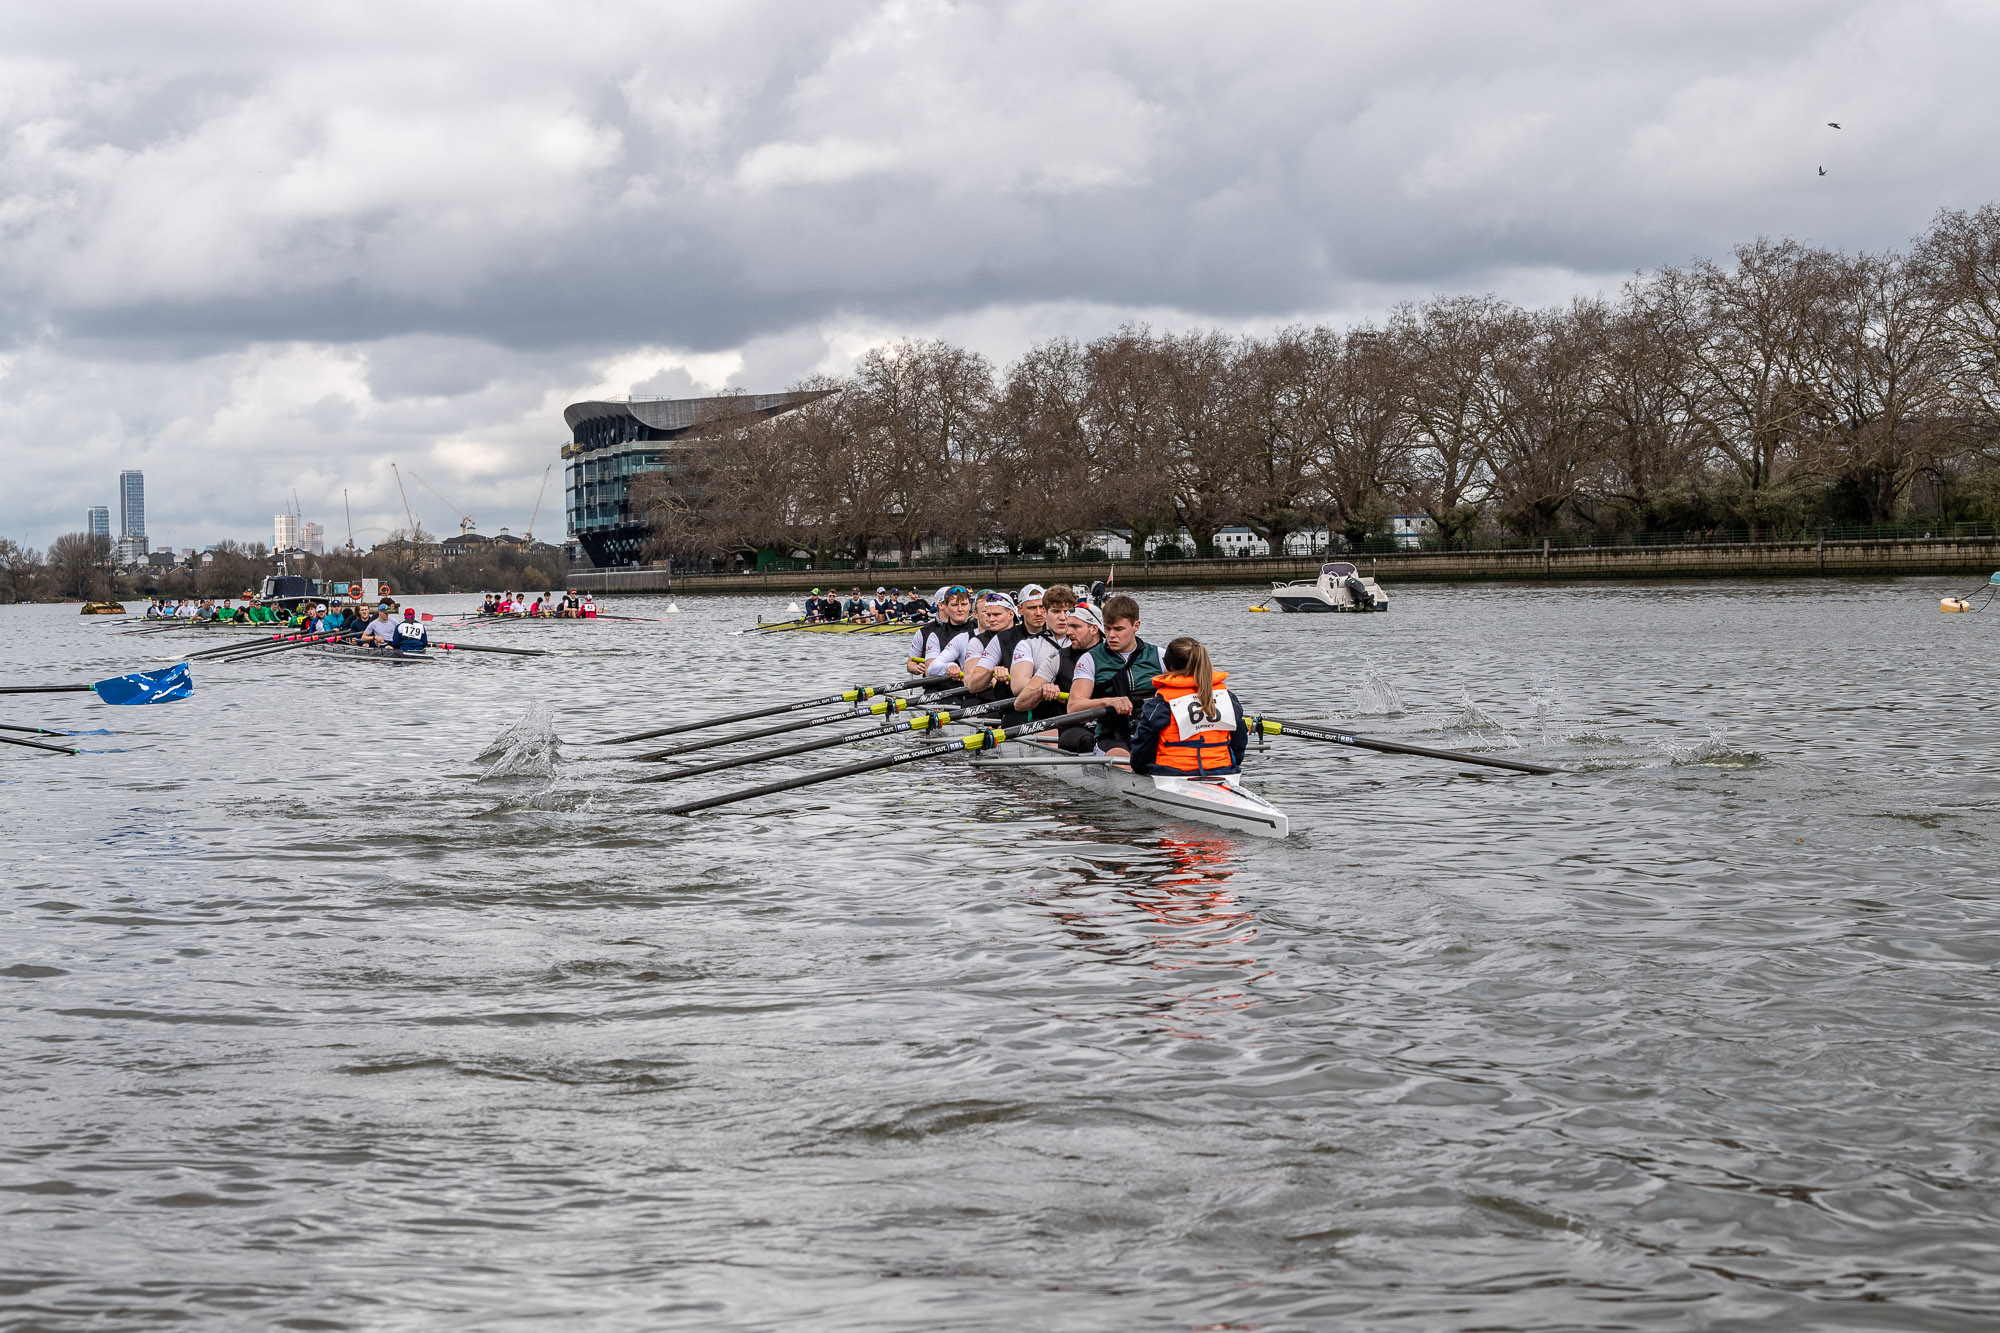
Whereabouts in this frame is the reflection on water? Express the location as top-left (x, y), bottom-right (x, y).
top-left (3, 580), bottom-right (1999, 1330)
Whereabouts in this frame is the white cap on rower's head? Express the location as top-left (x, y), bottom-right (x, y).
top-left (1017, 583), bottom-right (1045, 607)
top-left (1068, 603), bottom-right (1104, 630)
top-left (876, 586), bottom-right (886, 593)
top-left (979, 590), bottom-right (1017, 612)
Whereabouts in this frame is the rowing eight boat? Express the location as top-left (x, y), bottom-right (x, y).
top-left (964, 732), bottom-right (1290, 838)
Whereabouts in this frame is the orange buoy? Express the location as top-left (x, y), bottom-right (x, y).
top-left (1941, 598), bottom-right (1972, 613)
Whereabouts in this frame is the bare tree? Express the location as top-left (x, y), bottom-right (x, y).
top-left (1082, 326), bottom-right (1180, 555)
top-left (1395, 296), bottom-right (1508, 546)
top-left (1480, 301), bottom-right (1606, 539)
top-left (635, 394), bottom-right (822, 565)
top-left (1577, 279), bottom-right (1718, 532)
top-left (990, 338), bottom-right (1097, 556)
top-left (1237, 325), bottom-right (1362, 556)
top-left (1654, 239), bottom-right (1843, 533)
top-left (1812, 250), bottom-right (1962, 522)
top-left (0, 538), bottom-right (45, 602)
top-left (47, 532), bottom-right (110, 600)
top-left (1151, 327), bottom-right (1245, 557)
top-left (854, 340), bottom-right (996, 563)
top-left (1917, 205), bottom-right (2000, 428)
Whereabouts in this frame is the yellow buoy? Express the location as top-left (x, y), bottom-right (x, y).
top-left (1249, 605), bottom-right (1271, 613)
top-left (1942, 598), bottom-right (1972, 613)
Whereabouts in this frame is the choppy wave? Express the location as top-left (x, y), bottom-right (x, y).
top-left (1663, 722), bottom-right (1765, 767)
top-left (475, 703), bottom-right (562, 779)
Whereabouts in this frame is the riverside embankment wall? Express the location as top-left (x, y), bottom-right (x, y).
top-left (565, 535), bottom-right (2000, 596)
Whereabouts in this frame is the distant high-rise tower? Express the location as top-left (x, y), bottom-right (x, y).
top-left (301, 521), bottom-right (325, 556)
top-left (117, 470), bottom-right (147, 555)
top-left (275, 513), bottom-right (300, 551)
top-left (86, 506), bottom-right (110, 539)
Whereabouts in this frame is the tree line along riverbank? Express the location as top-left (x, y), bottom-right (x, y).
top-left (0, 535), bottom-right (566, 604)
top-left (566, 531), bottom-right (2000, 596)
top-left (632, 206), bottom-right (2000, 573)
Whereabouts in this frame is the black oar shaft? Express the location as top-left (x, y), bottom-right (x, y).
top-left (634, 708), bottom-right (867, 762)
top-left (1253, 718), bottom-right (1558, 775)
top-left (0, 722), bottom-right (70, 736)
top-left (0, 732), bottom-right (77, 755)
top-left (213, 632), bottom-right (359, 663)
top-left (658, 707), bottom-right (1111, 816)
top-left (635, 701), bottom-right (1000, 784)
top-left (603, 679), bottom-right (930, 745)
top-left (185, 631), bottom-right (299, 659)
top-left (434, 641), bottom-right (546, 657)
top-left (0, 684), bottom-right (93, 694)
top-left (632, 687), bottom-right (971, 762)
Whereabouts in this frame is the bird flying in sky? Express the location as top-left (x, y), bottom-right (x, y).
top-left (1827, 121), bottom-right (1842, 129)
top-left (1818, 166), bottom-right (1827, 176)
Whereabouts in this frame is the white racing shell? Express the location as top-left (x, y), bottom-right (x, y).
top-left (965, 734), bottom-right (1288, 838)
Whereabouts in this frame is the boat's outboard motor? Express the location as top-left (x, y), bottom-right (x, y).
top-left (1344, 575), bottom-right (1375, 611)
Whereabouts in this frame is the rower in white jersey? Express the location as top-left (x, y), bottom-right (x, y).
top-left (907, 585), bottom-right (975, 678)
top-left (963, 588), bottom-right (1041, 702)
top-left (1005, 583), bottom-right (1081, 723)
top-left (933, 591), bottom-right (1017, 688)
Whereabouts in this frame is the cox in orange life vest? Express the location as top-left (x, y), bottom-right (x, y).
top-left (1129, 636), bottom-right (1250, 777)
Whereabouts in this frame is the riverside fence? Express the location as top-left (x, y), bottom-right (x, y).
top-left (564, 531), bottom-right (2000, 596)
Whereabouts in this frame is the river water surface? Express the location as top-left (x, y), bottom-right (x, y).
top-left (2, 580), bottom-right (1997, 1331)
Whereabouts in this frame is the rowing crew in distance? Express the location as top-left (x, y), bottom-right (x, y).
top-left (478, 590), bottom-right (598, 618)
top-left (804, 585), bottom-right (930, 625)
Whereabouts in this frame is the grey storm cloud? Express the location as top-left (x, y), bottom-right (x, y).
top-left (3, 0), bottom-right (1998, 548)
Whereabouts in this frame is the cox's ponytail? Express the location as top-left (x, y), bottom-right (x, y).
top-left (1163, 636), bottom-right (1216, 715)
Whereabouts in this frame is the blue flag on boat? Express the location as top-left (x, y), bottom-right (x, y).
top-left (92, 663), bottom-right (193, 706)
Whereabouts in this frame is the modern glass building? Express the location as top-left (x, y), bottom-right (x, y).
top-left (563, 392), bottom-right (833, 567)
top-left (118, 470), bottom-right (147, 553)
top-left (86, 506), bottom-right (110, 539)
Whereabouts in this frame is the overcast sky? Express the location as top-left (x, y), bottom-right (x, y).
top-left (2, 0), bottom-right (1994, 552)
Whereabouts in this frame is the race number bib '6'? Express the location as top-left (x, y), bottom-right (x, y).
top-left (1168, 691), bottom-right (1238, 738)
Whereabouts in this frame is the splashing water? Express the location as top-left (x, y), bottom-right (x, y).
top-left (1522, 673), bottom-right (1567, 743)
top-left (1351, 666), bottom-right (1406, 717)
top-left (1445, 687), bottom-right (1518, 748)
top-left (1662, 722), bottom-right (1764, 768)
top-left (477, 703), bottom-right (562, 780)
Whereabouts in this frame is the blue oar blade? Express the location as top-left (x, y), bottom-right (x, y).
top-left (93, 663), bottom-right (193, 706)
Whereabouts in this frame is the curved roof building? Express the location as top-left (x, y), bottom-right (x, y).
top-left (563, 391), bottom-right (832, 567)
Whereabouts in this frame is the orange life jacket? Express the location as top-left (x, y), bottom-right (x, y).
top-left (1148, 671), bottom-right (1239, 775)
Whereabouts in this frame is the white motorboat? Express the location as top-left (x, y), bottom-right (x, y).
top-left (1263, 561), bottom-right (1388, 613)
top-left (968, 735), bottom-right (1289, 838)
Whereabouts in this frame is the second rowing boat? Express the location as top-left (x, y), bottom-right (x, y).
top-left (309, 643), bottom-right (435, 665)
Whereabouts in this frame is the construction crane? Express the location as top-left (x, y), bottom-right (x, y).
top-left (524, 463), bottom-right (554, 544)
top-left (406, 471), bottom-right (477, 536)
top-left (343, 489), bottom-right (355, 554)
top-left (390, 463), bottom-right (424, 549)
